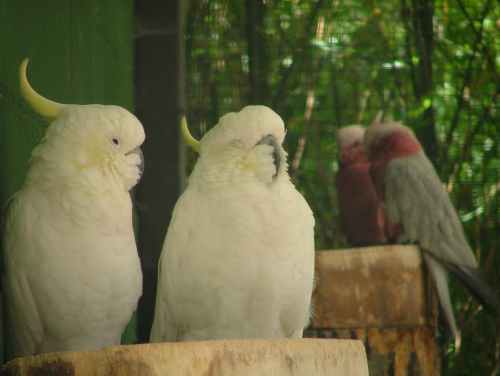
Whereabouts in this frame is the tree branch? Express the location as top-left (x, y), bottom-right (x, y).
top-left (447, 88), bottom-right (498, 193)
top-left (271, 0), bottom-right (326, 111)
top-left (455, 0), bottom-right (499, 80)
top-left (330, 65), bottom-right (343, 127)
top-left (400, 0), bottom-right (419, 98)
top-left (443, 0), bottom-right (492, 151)
top-left (402, 0), bottom-right (438, 163)
top-left (290, 89), bottom-right (315, 175)
top-left (245, 0), bottom-right (269, 103)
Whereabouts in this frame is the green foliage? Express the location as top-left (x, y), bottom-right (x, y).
top-left (185, 0), bottom-right (499, 374)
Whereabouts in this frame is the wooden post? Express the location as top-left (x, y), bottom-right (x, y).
top-left (305, 246), bottom-right (441, 376)
top-left (134, 0), bottom-right (186, 342)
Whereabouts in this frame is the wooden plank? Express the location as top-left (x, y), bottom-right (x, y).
top-left (0, 339), bottom-right (369, 376)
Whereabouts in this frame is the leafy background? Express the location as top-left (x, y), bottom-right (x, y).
top-left (183, 0), bottom-right (499, 374)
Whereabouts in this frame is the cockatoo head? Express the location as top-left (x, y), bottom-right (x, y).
top-left (20, 59), bottom-right (145, 191)
top-left (336, 125), bottom-right (365, 150)
top-left (336, 125), bottom-right (367, 165)
top-left (182, 105), bottom-right (287, 186)
top-left (364, 119), bottom-right (421, 162)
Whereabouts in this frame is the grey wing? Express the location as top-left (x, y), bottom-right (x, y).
top-left (385, 154), bottom-right (499, 313)
top-left (384, 153), bottom-right (477, 268)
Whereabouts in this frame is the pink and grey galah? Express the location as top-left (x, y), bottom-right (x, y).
top-left (364, 119), bottom-right (499, 348)
top-left (335, 125), bottom-right (397, 246)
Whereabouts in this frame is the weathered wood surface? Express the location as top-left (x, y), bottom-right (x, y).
top-left (306, 246), bottom-right (440, 376)
top-left (312, 245), bottom-right (433, 328)
top-left (1, 339), bottom-right (369, 376)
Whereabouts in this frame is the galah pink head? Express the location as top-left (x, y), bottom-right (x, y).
top-left (336, 125), bottom-right (368, 165)
top-left (364, 120), bottom-right (422, 161)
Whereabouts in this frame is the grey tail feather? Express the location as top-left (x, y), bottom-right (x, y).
top-left (443, 262), bottom-right (500, 314)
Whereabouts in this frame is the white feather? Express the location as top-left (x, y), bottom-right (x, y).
top-left (151, 106), bottom-right (315, 341)
top-left (3, 105), bottom-right (144, 357)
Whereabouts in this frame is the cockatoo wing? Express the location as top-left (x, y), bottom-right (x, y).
top-left (383, 153), bottom-right (498, 311)
top-left (336, 163), bottom-right (387, 246)
top-left (4, 272), bottom-right (44, 357)
top-left (150, 247), bottom-right (179, 342)
top-left (3, 197), bottom-right (44, 357)
top-left (149, 193), bottom-right (193, 342)
top-left (149, 248), bottom-right (177, 342)
top-left (4, 188), bottom-right (142, 356)
top-left (384, 153), bottom-right (475, 266)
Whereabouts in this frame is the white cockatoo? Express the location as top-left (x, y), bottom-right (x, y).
top-left (3, 59), bottom-right (144, 358)
top-left (150, 106), bottom-right (315, 341)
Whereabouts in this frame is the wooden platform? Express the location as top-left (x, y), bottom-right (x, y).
top-left (1, 339), bottom-right (369, 376)
top-left (306, 245), bottom-right (440, 376)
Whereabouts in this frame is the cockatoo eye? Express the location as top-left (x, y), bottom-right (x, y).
top-left (112, 138), bottom-right (120, 146)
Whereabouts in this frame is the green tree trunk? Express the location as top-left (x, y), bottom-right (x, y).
top-left (401, 0), bottom-right (438, 164)
top-left (245, 0), bottom-right (270, 104)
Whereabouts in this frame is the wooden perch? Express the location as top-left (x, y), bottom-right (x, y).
top-left (307, 245), bottom-right (440, 376)
top-left (1, 339), bottom-right (369, 376)
top-left (312, 245), bottom-right (433, 328)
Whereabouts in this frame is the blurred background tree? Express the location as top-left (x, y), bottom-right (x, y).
top-left (184, 0), bottom-right (499, 374)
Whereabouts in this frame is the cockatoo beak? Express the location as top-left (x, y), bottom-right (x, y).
top-left (257, 134), bottom-right (281, 177)
top-left (127, 147), bottom-right (144, 176)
